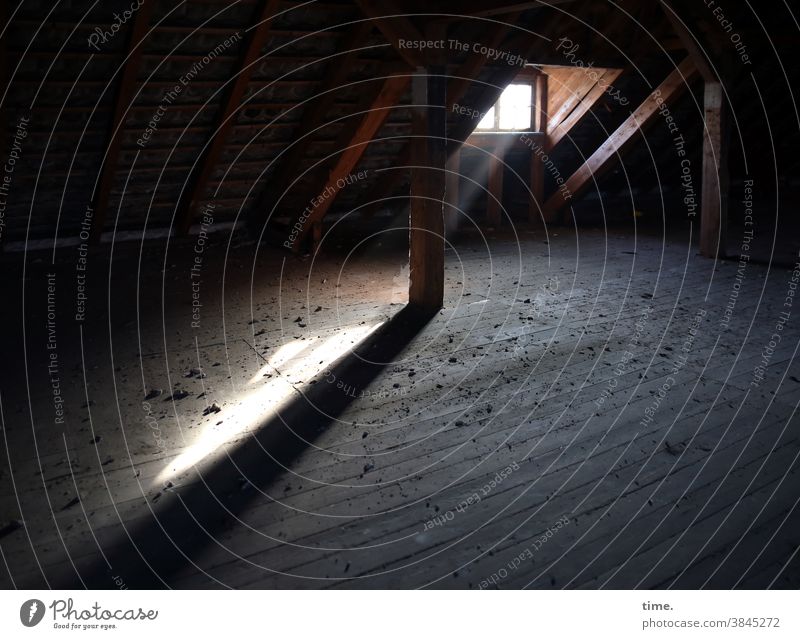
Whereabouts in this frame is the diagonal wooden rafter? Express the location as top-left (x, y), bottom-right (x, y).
top-left (175, 0), bottom-right (281, 236)
top-left (254, 20), bottom-right (373, 214)
top-left (285, 70), bottom-right (411, 251)
top-left (353, 0), bottom-right (423, 67)
top-left (543, 56), bottom-right (699, 215)
top-left (547, 67), bottom-right (624, 149)
top-left (89, 0), bottom-right (154, 243)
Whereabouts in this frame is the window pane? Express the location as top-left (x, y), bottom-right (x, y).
top-left (476, 106), bottom-right (495, 129)
top-left (498, 84), bottom-right (532, 130)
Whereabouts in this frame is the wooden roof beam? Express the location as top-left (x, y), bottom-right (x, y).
top-left (89, 0), bottom-right (154, 244)
top-left (285, 71), bottom-right (411, 251)
top-left (255, 21), bottom-right (373, 213)
top-left (543, 56), bottom-right (699, 215)
top-left (175, 0), bottom-right (281, 236)
top-left (354, 0), bottom-right (424, 67)
top-left (547, 68), bottom-right (624, 149)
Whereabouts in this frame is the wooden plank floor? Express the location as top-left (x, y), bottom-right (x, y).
top-left (1, 226), bottom-right (799, 589)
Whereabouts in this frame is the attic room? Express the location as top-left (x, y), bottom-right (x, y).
top-left (1, 0), bottom-right (799, 597)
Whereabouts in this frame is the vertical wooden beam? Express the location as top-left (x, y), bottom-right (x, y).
top-left (699, 81), bottom-right (728, 258)
top-left (310, 220), bottom-right (322, 254)
top-left (530, 71), bottom-right (548, 222)
top-left (89, 0), bottom-right (153, 243)
top-left (487, 141), bottom-right (503, 227)
top-left (445, 147), bottom-right (460, 233)
top-left (176, 0), bottom-right (281, 235)
top-left (409, 66), bottom-right (446, 310)
top-left (534, 71), bottom-right (548, 133)
top-left (660, 0), bottom-right (728, 258)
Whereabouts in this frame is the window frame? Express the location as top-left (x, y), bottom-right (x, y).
top-left (475, 82), bottom-right (535, 132)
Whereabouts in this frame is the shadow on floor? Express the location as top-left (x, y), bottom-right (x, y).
top-left (58, 304), bottom-right (438, 588)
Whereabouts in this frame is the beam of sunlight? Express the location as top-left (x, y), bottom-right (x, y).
top-left (455, 134), bottom-right (518, 235)
top-left (248, 338), bottom-right (310, 384)
top-left (156, 321), bottom-right (385, 484)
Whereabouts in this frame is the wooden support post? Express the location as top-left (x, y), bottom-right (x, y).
top-left (530, 147), bottom-right (546, 222)
top-left (487, 142), bottom-right (503, 227)
top-left (445, 148), bottom-right (460, 232)
top-left (408, 67), bottom-right (446, 310)
top-left (310, 220), bottom-right (323, 255)
top-left (530, 72), bottom-right (548, 222)
top-left (660, 1), bottom-right (728, 258)
top-left (700, 81), bottom-right (728, 258)
top-left (89, 0), bottom-right (153, 243)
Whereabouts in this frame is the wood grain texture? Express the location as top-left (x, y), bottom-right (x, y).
top-left (409, 67), bottom-right (446, 309)
top-left (544, 57), bottom-right (698, 216)
top-left (699, 81), bottom-right (728, 258)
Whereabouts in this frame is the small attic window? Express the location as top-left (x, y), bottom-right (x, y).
top-left (476, 83), bottom-right (533, 131)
